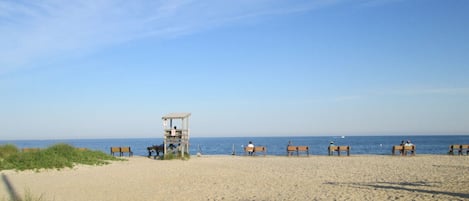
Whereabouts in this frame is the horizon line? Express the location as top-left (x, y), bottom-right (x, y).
top-left (2, 133), bottom-right (468, 141)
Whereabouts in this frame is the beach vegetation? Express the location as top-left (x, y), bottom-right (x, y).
top-left (1, 189), bottom-right (46, 201)
top-left (0, 144), bottom-right (19, 159)
top-left (162, 151), bottom-right (190, 160)
top-left (0, 143), bottom-right (121, 171)
top-left (163, 151), bottom-right (175, 160)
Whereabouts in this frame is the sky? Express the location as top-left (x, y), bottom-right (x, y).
top-left (1, 0), bottom-right (468, 140)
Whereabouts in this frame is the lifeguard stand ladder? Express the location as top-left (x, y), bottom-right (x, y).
top-left (162, 113), bottom-right (191, 158)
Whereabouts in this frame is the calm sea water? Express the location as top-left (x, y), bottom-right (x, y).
top-left (1, 135), bottom-right (468, 156)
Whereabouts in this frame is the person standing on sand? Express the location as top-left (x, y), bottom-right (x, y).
top-left (328, 141), bottom-right (335, 155)
top-left (247, 141), bottom-right (255, 156)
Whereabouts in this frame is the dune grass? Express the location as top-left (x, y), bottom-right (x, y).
top-left (162, 151), bottom-right (190, 160)
top-left (0, 144), bottom-right (19, 159)
top-left (1, 190), bottom-right (46, 201)
top-left (0, 143), bottom-right (121, 171)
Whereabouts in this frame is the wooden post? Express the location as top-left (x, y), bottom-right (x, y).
top-left (232, 144), bottom-right (235, 155)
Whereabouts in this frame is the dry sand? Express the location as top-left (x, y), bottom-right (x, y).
top-left (1, 155), bottom-right (468, 201)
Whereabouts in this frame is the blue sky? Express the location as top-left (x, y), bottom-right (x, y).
top-left (1, 0), bottom-right (468, 140)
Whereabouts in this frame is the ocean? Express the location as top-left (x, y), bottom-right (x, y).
top-left (1, 135), bottom-right (468, 156)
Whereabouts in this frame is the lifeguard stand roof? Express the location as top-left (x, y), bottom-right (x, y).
top-left (162, 113), bottom-right (191, 119)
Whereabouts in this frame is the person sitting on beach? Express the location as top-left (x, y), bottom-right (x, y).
top-left (404, 140), bottom-right (413, 146)
top-left (400, 140), bottom-right (405, 146)
top-left (329, 141), bottom-right (335, 147)
top-left (247, 141), bottom-right (255, 156)
top-left (171, 126), bottom-right (177, 137)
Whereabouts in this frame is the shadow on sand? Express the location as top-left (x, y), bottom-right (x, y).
top-left (324, 181), bottom-right (469, 200)
top-left (1, 173), bottom-right (21, 201)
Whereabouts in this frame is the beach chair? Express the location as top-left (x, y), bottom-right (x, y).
top-left (120, 147), bottom-right (133, 157)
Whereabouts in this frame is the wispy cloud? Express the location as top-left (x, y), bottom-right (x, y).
top-left (0, 0), bottom-right (336, 74)
top-left (357, 0), bottom-right (406, 8)
top-left (393, 87), bottom-right (469, 96)
top-left (333, 95), bottom-right (362, 102)
top-left (331, 87), bottom-right (469, 103)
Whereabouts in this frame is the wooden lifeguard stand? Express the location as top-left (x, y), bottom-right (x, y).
top-left (162, 113), bottom-right (191, 158)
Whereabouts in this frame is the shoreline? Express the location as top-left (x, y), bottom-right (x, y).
top-left (2, 135), bottom-right (468, 156)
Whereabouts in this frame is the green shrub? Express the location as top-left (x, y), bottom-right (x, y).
top-left (0, 143), bottom-right (121, 171)
top-left (163, 152), bottom-right (175, 160)
top-left (0, 144), bottom-right (19, 158)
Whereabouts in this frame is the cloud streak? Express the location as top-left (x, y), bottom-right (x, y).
top-left (0, 0), bottom-right (336, 74)
top-left (393, 87), bottom-right (469, 96)
top-left (331, 86), bottom-right (469, 103)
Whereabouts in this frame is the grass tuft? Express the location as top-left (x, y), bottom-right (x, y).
top-left (1, 189), bottom-right (46, 201)
top-left (162, 151), bottom-right (190, 160)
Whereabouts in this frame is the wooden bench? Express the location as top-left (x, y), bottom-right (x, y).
top-left (254, 146), bottom-right (266, 156)
top-left (286, 146), bottom-right (309, 156)
top-left (328, 146), bottom-right (350, 156)
top-left (110, 147), bottom-right (133, 157)
top-left (460, 145), bottom-right (469, 155)
top-left (403, 145), bottom-right (415, 156)
top-left (456, 144), bottom-right (469, 155)
top-left (448, 144), bottom-right (461, 155)
top-left (21, 148), bottom-right (41, 152)
top-left (244, 146), bottom-right (254, 156)
top-left (120, 147), bottom-right (133, 157)
top-left (110, 147), bottom-right (121, 156)
top-left (243, 146), bottom-right (266, 156)
top-left (392, 145), bottom-right (404, 155)
top-left (392, 145), bottom-right (415, 156)
top-left (287, 146), bottom-right (297, 156)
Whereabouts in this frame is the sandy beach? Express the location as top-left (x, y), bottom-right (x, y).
top-left (1, 155), bottom-right (468, 201)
